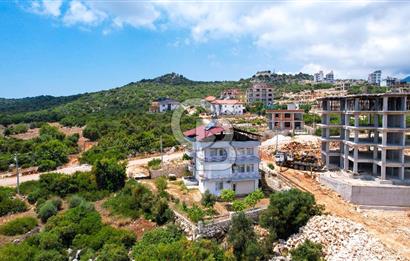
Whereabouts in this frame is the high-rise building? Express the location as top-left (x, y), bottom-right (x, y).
top-left (314, 71), bottom-right (324, 82)
top-left (324, 71), bottom-right (334, 83)
top-left (246, 83), bottom-right (274, 106)
top-left (368, 70), bottom-right (382, 86)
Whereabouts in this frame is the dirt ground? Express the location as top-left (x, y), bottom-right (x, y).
top-left (94, 199), bottom-right (156, 240)
top-left (278, 167), bottom-right (410, 260)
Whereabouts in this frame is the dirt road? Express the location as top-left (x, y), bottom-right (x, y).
top-left (0, 151), bottom-right (184, 187)
top-left (278, 167), bottom-right (410, 260)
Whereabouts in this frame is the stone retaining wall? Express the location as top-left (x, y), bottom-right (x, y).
top-left (173, 207), bottom-right (267, 240)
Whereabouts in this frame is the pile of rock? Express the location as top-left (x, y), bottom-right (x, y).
top-left (273, 215), bottom-right (406, 261)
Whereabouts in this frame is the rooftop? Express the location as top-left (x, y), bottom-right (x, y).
top-left (184, 123), bottom-right (260, 142)
top-left (211, 99), bottom-right (243, 105)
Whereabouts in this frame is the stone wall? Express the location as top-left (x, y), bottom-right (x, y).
top-left (150, 161), bottom-right (188, 179)
top-left (173, 207), bottom-right (267, 240)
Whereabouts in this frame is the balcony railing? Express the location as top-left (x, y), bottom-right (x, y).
top-left (200, 171), bottom-right (260, 180)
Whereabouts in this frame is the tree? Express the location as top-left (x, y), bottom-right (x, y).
top-left (97, 243), bottom-right (129, 261)
top-left (220, 189), bottom-right (235, 202)
top-left (227, 212), bottom-right (260, 260)
top-left (259, 189), bottom-right (323, 239)
top-left (232, 200), bottom-right (246, 212)
top-left (201, 190), bottom-right (217, 207)
top-left (152, 197), bottom-right (173, 225)
top-left (290, 240), bottom-right (324, 261)
top-left (244, 189), bottom-right (264, 208)
top-left (93, 158), bottom-right (126, 192)
top-left (155, 176), bottom-right (168, 197)
top-left (37, 201), bottom-right (58, 223)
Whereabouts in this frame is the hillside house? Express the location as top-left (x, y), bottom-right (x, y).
top-left (220, 88), bottom-right (244, 101)
top-left (210, 99), bottom-right (244, 116)
top-left (246, 83), bottom-right (274, 106)
top-left (184, 123), bottom-right (261, 196)
top-left (266, 103), bottom-right (304, 131)
top-left (149, 97), bottom-right (180, 112)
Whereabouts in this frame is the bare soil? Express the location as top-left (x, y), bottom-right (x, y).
top-left (278, 167), bottom-right (410, 259)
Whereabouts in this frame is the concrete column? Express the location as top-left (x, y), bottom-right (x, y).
top-left (354, 130), bottom-right (359, 143)
top-left (354, 98), bottom-right (359, 111)
top-left (381, 166), bottom-right (386, 180)
top-left (383, 97), bottom-right (388, 112)
top-left (400, 149), bottom-right (405, 180)
top-left (344, 144), bottom-right (349, 171)
top-left (399, 167), bottom-right (405, 180)
top-left (353, 147), bottom-right (358, 174)
top-left (382, 131), bottom-right (387, 146)
top-left (354, 114), bottom-right (359, 127)
top-left (372, 146), bottom-right (378, 175)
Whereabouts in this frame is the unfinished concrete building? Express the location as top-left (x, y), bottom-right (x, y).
top-left (318, 93), bottom-right (410, 184)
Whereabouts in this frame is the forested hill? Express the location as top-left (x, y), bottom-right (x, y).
top-left (0, 73), bottom-right (248, 125)
top-left (0, 94), bottom-right (83, 114)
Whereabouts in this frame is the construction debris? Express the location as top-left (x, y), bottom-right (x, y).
top-left (273, 215), bottom-right (407, 261)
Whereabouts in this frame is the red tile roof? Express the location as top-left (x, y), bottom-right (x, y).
top-left (183, 125), bottom-right (226, 141)
top-left (204, 96), bottom-right (216, 102)
top-left (211, 99), bottom-right (243, 105)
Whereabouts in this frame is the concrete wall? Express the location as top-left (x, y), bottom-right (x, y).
top-left (320, 175), bottom-right (410, 207)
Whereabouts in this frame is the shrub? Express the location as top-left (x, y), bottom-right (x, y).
top-left (34, 249), bottom-right (66, 261)
top-left (38, 160), bottom-right (57, 172)
top-left (152, 198), bottom-right (174, 225)
top-left (155, 176), bottom-right (168, 197)
top-left (148, 158), bottom-right (162, 170)
top-left (268, 163), bottom-right (275, 170)
top-left (68, 195), bottom-right (85, 208)
top-left (38, 201), bottom-right (58, 223)
top-left (244, 189), bottom-right (264, 208)
top-left (259, 189), bottom-right (323, 239)
top-left (290, 240), bottom-right (324, 261)
top-left (220, 189), bottom-right (235, 202)
top-left (201, 190), bottom-right (217, 207)
top-left (0, 188), bottom-right (27, 217)
top-left (186, 204), bottom-right (205, 223)
top-left (50, 197), bottom-right (63, 210)
top-left (93, 158), bottom-right (126, 192)
top-left (0, 217), bottom-right (38, 236)
top-left (228, 212), bottom-right (260, 260)
top-left (97, 243), bottom-right (129, 261)
top-left (19, 181), bottom-right (40, 196)
top-left (232, 200), bottom-right (246, 212)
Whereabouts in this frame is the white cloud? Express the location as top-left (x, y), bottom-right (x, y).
top-left (23, 0), bottom-right (410, 78)
top-left (29, 0), bottom-right (63, 17)
top-left (63, 0), bottom-right (106, 26)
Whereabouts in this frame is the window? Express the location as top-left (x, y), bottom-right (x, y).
top-left (237, 148), bottom-right (246, 156)
top-left (210, 148), bottom-right (218, 156)
top-left (246, 164), bottom-right (254, 172)
top-left (216, 182), bottom-right (223, 191)
top-left (210, 148), bottom-right (226, 156)
top-left (246, 148), bottom-right (253, 155)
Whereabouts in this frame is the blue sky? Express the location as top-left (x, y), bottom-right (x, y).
top-left (1, 0), bottom-right (410, 98)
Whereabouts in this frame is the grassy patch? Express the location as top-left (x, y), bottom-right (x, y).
top-left (0, 216), bottom-right (38, 236)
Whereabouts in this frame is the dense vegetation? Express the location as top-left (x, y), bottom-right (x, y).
top-left (0, 124), bottom-right (79, 172)
top-left (290, 240), bottom-right (324, 261)
top-left (0, 187), bottom-right (27, 217)
top-left (0, 216), bottom-right (37, 236)
top-left (260, 189), bottom-right (324, 239)
top-left (103, 180), bottom-right (173, 225)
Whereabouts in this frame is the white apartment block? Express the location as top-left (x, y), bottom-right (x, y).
top-left (210, 99), bottom-right (244, 116)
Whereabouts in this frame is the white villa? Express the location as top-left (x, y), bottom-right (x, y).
top-left (184, 122), bottom-right (261, 196)
top-left (210, 99), bottom-right (244, 116)
top-left (149, 97), bottom-right (180, 113)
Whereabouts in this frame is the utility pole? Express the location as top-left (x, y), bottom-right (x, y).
top-left (14, 153), bottom-right (20, 195)
top-left (160, 136), bottom-right (163, 169)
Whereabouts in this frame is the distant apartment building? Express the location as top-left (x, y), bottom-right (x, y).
top-left (314, 71), bottom-right (324, 83)
top-left (210, 99), bottom-right (244, 116)
top-left (318, 93), bottom-right (410, 182)
top-left (266, 103), bottom-right (304, 131)
top-left (220, 88), bottom-right (244, 101)
top-left (246, 83), bottom-right (274, 106)
top-left (184, 123), bottom-right (261, 196)
top-left (368, 70), bottom-right (382, 86)
top-left (149, 97), bottom-right (180, 112)
top-left (381, 77), bottom-right (398, 87)
top-left (325, 71), bottom-right (335, 83)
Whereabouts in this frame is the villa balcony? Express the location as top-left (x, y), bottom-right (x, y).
top-left (200, 171), bottom-right (260, 180)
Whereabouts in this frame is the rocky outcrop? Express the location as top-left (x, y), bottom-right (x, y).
top-left (273, 215), bottom-right (406, 261)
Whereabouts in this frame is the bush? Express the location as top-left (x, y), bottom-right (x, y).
top-left (155, 176), bottom-right (168, 197)
top-left (148, 158), bottom-right (161, 170)
top-left (182, 153), bottom-right (192, 161)
top-left (228, 212), bottom-right (260, 260)
top-left (38, 160), bottom-right (57, 172)
top-left (0, 188), bottom-right (27, 217)
top-left (259, 189), bottom-right (323, 239)
top-left (232, 200), bottom-right (246, 212)
top-left (220, 189), bottom-right (235, 202)
top-left (201, 190), bottom-right (216, 207)
top-left (244, 189), bottom-right (264, 208)
top-left (152, 198), bottom-right (174, 225)
top-left (0, 217), bottom-right (38, 236)
top-left (290, 240), bottom-right (324, 261)
top-left (97, 243), bottom-right (129, 261)
top-left (68, 195), bottom-right (85, 208)
top-left (93, 158), bottom-right (126, 192)
top-left (268, 163), bottom-right (275, 170)
top-left (38, 201), bottom-right (58, 223)
top-left (186, 205), bottom-right (205, 223)
top-left (19, 181), bottom-right (40, 196)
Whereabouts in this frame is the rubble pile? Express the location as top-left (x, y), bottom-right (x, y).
top-left (280, 141), bottom-right (321, 159)
top-left (274, 215), bottom-right (406, 261)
